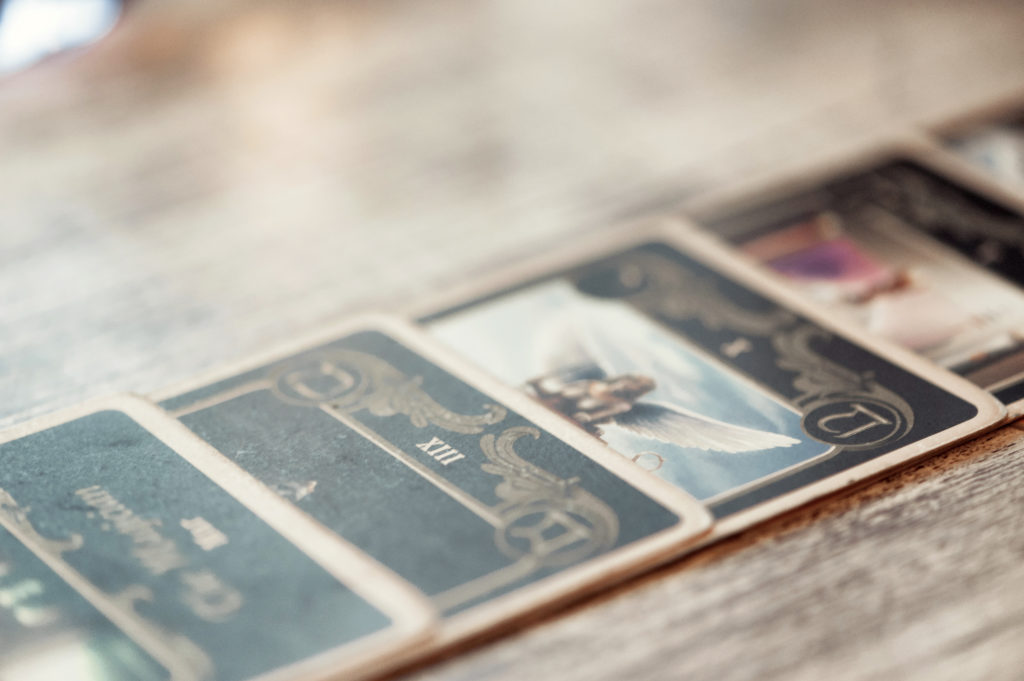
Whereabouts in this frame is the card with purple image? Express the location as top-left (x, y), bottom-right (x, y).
top-left (703, 155), bottom-right (1024, 414)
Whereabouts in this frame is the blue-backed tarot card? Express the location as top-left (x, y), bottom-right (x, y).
top-left (156, 317), bottom-right (710, 642)
top-left (0, 397), bottom-right (432, 681)
top-left (418, 222), bottom-right (1004, 536)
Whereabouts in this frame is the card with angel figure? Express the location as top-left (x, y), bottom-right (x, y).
top-left (153, 315), bottom-right (711, 647)
top-left (417, 221), bottom-right (1004, 537)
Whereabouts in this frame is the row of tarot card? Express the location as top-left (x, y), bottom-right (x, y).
top-left (4, 97), bottom-right (1024, 681)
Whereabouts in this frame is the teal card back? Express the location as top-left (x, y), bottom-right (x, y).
top-left (0, 410), bottom-right (391, 681)
top-left (161, 330), bottom-right (685, 615)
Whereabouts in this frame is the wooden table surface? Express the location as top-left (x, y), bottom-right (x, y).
top-left (3, 1), bottom-right (1023, 679)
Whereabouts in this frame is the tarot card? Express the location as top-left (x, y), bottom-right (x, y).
top-left (692, 143), bottom-right (1024, 414)
top-left (0, 396), bottom-right (432, 681)
top-left (415, 220), bottom-right (1004, 537)
top-left (153, 316), bottom-right (710, 646)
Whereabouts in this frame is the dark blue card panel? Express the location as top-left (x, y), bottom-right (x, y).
top-left (161, 331), bottom-right (684, 616)
top-left (0, 410), bottom-right (391, 681)
top-left (0, 524), bottom-right (171, 681)
top-left (421, 238), bottom-right (989, 519)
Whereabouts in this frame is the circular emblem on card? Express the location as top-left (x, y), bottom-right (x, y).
top-left (271, 354), bottom-right (362, 406)
top-left (801, 397), bottom-right (907, 449)
top-left (496, 500), bottom-right (614, 568)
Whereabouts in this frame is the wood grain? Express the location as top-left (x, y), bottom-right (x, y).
top-left (2, 1), bottom-right (1024, 679)
top-left (400, 426), bottom-right (1024, 681)
top-left (4, 0), bottom-right (1024, 427)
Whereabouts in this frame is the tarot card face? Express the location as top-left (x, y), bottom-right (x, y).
top-left (417, 222), bottom-right (1004, 535)
top-left (703, 156), bottom-right (1024, 412)
top-left (0, 397), bottom-right (432, 681)
top-left (154, 316), bottom-right (710, 644)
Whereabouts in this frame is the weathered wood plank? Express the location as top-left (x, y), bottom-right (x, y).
top-left (4, 0), bottom-right (1024, 427)
top-left (2, 1), bottom-right (1024, 679)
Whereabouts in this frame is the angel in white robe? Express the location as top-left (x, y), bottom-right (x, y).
top-left (524, 312), bottom-right (800, 454)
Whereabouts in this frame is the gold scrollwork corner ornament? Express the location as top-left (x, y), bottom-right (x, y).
top-left (775, 325), bottom-right (915, 450)
top-left (481, 427), bottom-right (619, 568)
top-left (271, 349), bottom-right (508, 434)
top-left (573, 251), bottom-right (795, 336)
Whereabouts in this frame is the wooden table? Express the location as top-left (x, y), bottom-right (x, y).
top-left (3, 1), bottom-right (1023, 679)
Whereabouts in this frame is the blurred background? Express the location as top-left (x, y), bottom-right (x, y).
top-left (3, 0), bottom-right (1024, 425)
